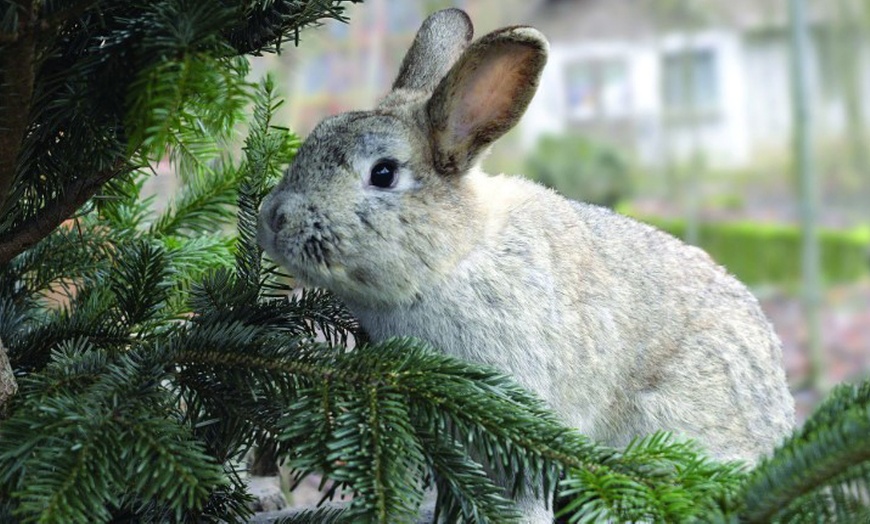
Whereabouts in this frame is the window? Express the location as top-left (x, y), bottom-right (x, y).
top-left (662, 49), bottom-right (720, 118)
top-left (563, 58), bottom-right (631, 120)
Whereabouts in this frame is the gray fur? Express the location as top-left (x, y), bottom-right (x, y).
top-left (258, 9), bottom-right (795, 523)
top-left (385, 8), bottom-right (473, 105)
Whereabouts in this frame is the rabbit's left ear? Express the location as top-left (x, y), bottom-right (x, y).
top-left (391, 8), bottom-right (474, 93)
top-left (426, 27), bottom-right (548, 175)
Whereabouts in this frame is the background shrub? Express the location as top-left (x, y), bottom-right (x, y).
top-left (525, 133), bottom-right (633, 208)
top-left (622, 209), bottom-right (870, 286)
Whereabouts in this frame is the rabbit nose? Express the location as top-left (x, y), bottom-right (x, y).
top-left (268, 205), bottom-right (287, 232)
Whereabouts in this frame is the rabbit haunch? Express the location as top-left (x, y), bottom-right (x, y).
top-left (258, 3), bottom-right (794, 506)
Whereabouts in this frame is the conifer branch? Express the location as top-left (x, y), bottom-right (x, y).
top-left (224, 0), bottom-right (361, 55)
top-left (739, 381), bottom-right (870, 522)
top-left (0, 158), bottom-right (129, 265)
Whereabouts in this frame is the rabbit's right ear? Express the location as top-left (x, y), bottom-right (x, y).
top-left (391, 9), bottom-right (474, 93)
top-left (426, 26), bottom-right (548, 175)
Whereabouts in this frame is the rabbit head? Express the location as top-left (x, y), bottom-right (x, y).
top-left (258, 9), bottom-right (548, 307)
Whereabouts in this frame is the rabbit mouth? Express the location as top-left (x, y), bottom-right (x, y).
top-left (265, 236), bottom-right (334, 291)
top-left (298, 235), bottom-right (332, 268)
top-left (279, 225), bottom-right (343, 279)
top-left (257, 228), bottom-right (322, 272)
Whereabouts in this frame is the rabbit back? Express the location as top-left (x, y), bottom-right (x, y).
top-left (347, 171), bottom-right (794, 463)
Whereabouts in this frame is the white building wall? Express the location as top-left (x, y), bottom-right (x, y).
top-left (522, 46), bottom-right (571, 145)
top-left (522, 31), bottom-right (753, 168)
top-left (654, 30), bottom-right (750, 167)
top-left (742, 35), bottom-right (793, 153)
top-left (522, 40), bottom-right (662, 153)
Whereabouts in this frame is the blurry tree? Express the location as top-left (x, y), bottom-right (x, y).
top-left (525, 134), bottom-right (633, 208)
top-left (829, 0), bottom-right (869, 183)
top-left (788, 0), bottom-right (826, 391)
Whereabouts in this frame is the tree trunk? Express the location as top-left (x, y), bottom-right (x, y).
top-left (788, 0), bottom-right (826, 392)
top-left (249, 440), bottom-right (280, 477)
top-left (835, 0), bottom-right (868, 183)
top-left (0, 0), bottom-right (37, 214)
top-left (0, 337), bottom-right (18, 418)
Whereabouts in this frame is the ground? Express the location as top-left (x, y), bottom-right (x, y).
top-left (761, 280), bottom-right (870, 423)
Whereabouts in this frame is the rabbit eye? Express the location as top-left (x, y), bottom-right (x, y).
top-left (369, 159), bottom-right (398, 189)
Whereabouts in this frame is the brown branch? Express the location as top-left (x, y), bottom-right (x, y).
top-left (0, 159), bottom-right (129, 265)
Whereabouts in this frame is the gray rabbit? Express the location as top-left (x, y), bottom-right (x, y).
top-left (258, 8), bottom-right (795, 522)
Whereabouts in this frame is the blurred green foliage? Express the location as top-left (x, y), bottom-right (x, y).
top-left (525, 134), bottom-right (633, 208)
top-left (623, 210), bottom-right (870, 286)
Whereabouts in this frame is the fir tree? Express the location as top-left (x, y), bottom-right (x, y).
top-left (2, 1), bottom-right (870, 523)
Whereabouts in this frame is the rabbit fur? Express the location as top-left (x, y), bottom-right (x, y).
top-left (258, 8), bottom-right (795, 522)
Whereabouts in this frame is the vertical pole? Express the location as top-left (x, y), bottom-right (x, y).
top-left (683, 29), bottom-right (701, 247)
top-left (788, 0), bottom-right (825, 391)
top-left (365, 0), bottom-right (385, 104)
top-left (835, 0), bottom-right (869, 180)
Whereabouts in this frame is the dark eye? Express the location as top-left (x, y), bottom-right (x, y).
top-left (369, 159), bottom-right (398, 189)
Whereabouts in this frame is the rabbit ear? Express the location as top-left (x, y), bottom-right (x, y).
top-left (391, 9), bottom-right (474, 93)
top-left (426, 27), bottom-right (548, 175)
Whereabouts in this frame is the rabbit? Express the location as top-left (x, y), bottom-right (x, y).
top-left (258, 8), bottom-right (795, 522)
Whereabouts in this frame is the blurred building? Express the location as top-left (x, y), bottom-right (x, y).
top-left (266, 0), bottom-right (869, 172)
top-left (523, 0), bottom-right (870, 168)
top-left (272, 0), bottom-right (539, 135)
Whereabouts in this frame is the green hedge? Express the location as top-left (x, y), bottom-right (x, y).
top-left (526, 134), bottom-right (632, 208)
top-left (623, 213), bottom-right (870, 286)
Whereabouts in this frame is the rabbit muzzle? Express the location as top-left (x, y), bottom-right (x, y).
top-left (258, 191), bottom-right (339, 277)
